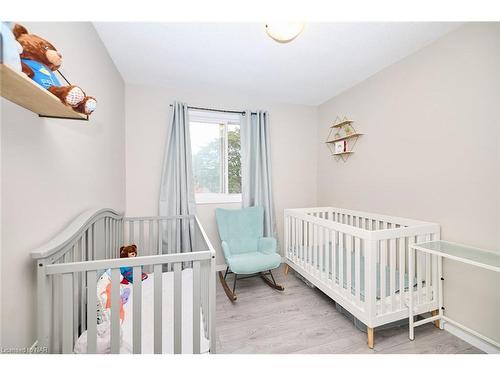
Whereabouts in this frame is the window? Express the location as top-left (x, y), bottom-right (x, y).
top-left (189, 109), bottom-right (242, 204)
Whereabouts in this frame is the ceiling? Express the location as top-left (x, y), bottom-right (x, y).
top-left (94, 22), bottom-right (461, 106)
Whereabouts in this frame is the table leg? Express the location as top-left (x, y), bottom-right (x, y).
top-left (408, 246), bottom-right (415, 340)
top-left (438, 255), bottom-right (444, 329)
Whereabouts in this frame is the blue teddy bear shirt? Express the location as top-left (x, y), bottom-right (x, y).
top-left (22, 58), bottom-right (61, 89)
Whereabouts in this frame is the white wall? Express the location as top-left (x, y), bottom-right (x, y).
top-left (125, 84), bottom-right (318, 266)
top-left (0, 22), bottom-right (125, 348)
top-left (317, 23), bottom-right (500, 342)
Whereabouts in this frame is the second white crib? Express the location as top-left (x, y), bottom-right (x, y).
top-left (284, 206), bottom-right (441, 348)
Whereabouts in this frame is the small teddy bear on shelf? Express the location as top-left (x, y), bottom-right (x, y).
top-left (12, 23), bottom-right (97, 115)
top-left (119, 244), bottom-right (148, 284)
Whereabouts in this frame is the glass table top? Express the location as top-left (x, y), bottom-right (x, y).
top-left (412, 241), bottom-right (500, 272)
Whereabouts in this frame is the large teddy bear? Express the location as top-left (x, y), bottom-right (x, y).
top-left (13, 23), bottom-right (97, 115)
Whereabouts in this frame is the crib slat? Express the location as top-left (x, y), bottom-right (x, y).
top-left (416, 236), bottom-right (422, 305)
top-left (338, 233), bottom-right (344, 290)
top-left (111, 220), bottom-right (115, 257)
top-left (346, 234), bottom-right (352, 298)
top-left (53, 274), bottom-right (62, 353)
top-left (158, 219), bottom-right (163, 255)
top-left (295, 218), bottom-right (304, 264)
top-left (399, 237), bottom-right (405, 310)
top-left (154, 264), bottom-right (163, 354)
top-left (192, 261), bottom-right (201, 354)
top-left (114, 219), bottom-right (118, 256)
top-left (87, 225), bottom-right (92, 261)
top-left (109, 219), bottom-right (113, 257)
top-left (169, 218), bottom-right (174, 256)
top-left (87, 225), bottom-right (94, 260)
top-left (408, 236), bottom-right (416, 306)
top-left (86, 270), bottom-right (97, 354)
top-left (80, 237), bottom-right (86, 332)
top-left (173, 262), bottom-right (182, 354)
top-left (300, 219), bottom-right (305, 267)
top-left (332, 230), bottom-right (337, 286)
top-left (155, 220), bottom-right (160, 255)
top-left (73, 261), bottom-right (78, 341)
top-left (330, 230), bottom-right (337, 287)
top-left (105, 218), bottom-right (110, 258)
top-left (310, 223), bottom-right (314, 272)
top-left (318, 224), bottom-right (324, 279)
top-left (313, 224), bottom-right (319, 275)
top-left (129, 220), bottom-right (135, 245)
top-left (149, 220), bottom-right (154, 256)
top-left (355, 237), bottom-right (361, 304)
top-left (285, 216), bottom-right (289, 261)
top-left (92, 223), bottom-right (97, 260)
top-left (298, 218), bottom-right (302, 266)
top-left (133, 266), bottom-right (142, 354)
top-left (110, 268), bottom-right (121, 354)
top-left (139, 220), bottom-right (145, 256)
top-left (62, 273), bottom-right (73, 354)
top-left (303, 220), bottom-right (308, 268)
top-left (117, 220), bottom-right (122, 254)
top-left (168, 219), bottom-right (174, 270)
top-left (293, 218), bottom-right (301, 262)
top-left (390, 238), bottom-right (396, 312)
top-left (324, 227), bottom-right (330, 281)
top-left (110, 218), bottom-right (113, 257)
top-left (306, 222), bottom-right (311, 272)
top-left (380, 240), bottom-right (387, 313)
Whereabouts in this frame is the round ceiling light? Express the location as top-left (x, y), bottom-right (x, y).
top-left (265, 23), bottom-right (304, 43)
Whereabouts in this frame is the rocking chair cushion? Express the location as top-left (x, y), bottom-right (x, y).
top-left (226, 252), bottom-right (281, 275)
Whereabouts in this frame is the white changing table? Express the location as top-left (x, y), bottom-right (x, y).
top-left (409, 240), bottom-right (500, 348)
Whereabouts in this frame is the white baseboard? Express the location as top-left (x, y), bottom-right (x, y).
top-left (444, 322), bottom-right (500, 354)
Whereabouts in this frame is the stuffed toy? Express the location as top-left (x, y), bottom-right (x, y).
top-left (101, 282), bottom-right (129, 322)
top-left (12, 23), bottom-right (97, 115)
top-left (1, 22), bottom-right (23, 72)
top-left (119, 244), bottom-right (148, 284)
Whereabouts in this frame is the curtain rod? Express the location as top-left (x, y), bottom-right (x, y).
top-left (169, 104), bottom-right (258, 116)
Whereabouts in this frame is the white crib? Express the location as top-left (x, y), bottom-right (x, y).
top-left (284, 207), bottom-right (441, 348)
top-left (31, 208), bottom-right (216, 354)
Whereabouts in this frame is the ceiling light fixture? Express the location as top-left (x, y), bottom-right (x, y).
top-left (265, 23), bottom-right (304, 43)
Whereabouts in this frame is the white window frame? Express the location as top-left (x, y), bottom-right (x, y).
top-left (189, 109), bottom-right (242, 205)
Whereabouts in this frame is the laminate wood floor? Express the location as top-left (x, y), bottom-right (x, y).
top-left (215, 265), bottom-right (483, 354)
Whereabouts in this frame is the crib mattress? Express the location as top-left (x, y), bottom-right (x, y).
top-left (75, 268), bottom-right (210, 354)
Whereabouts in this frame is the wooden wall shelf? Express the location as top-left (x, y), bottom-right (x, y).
top-left (330, 119), bottom-right (353, 128)
top-left (326, 116), bottom-right (363, 162)
top-left (325, 133), bottom-right (363, 143)
top-left (0, 63), bottom-right (87, 121)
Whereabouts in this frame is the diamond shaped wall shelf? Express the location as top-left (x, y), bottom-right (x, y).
top-left (325, 116), bottom-right (363, 162)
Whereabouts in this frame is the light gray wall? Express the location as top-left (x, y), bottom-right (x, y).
top-left (124, 84), bottom-right (319, 266)
top-left (317, 23), bottom-right (500, 342)
top-left (0, 22), bottom-right (126, 348)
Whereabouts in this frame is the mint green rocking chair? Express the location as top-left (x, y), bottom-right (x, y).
top-left (215, 206), bottom-right (284, 301)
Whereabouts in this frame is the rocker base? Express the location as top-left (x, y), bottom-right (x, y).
top-left (260, 271), bottom-right (285, 291)
top-left (218, 268), bottom-right (284, 301)
top-left (218, 271), bottom-right (237, 302)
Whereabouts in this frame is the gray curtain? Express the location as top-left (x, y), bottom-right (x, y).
top-left (240, 110), bottom-right (277, 238)
top-left (159, 101), bottom-right (196, 253)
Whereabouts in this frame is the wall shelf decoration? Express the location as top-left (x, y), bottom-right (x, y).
top-left (325, 116), bottom-right (363, 162)
top-left (0, 63), bottom-right (88, 121)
